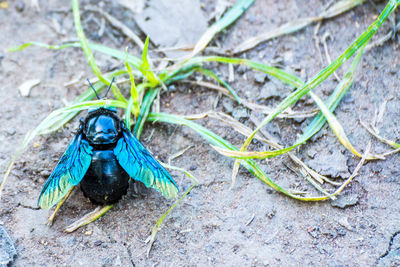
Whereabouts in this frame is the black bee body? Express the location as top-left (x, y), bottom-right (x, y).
top-left (79, 107), bottom-right (129, 204)
top-left (38, 107), bottom-right (178, 210)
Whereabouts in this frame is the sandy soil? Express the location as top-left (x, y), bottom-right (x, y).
top-left (0, 0), bottom-right (399, 266)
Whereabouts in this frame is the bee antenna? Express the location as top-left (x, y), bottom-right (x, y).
top-left (103, 77), bottom-right (115, 98)
top-left (87, 79), bottom-right (101, 100)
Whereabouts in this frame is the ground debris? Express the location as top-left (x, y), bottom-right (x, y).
top-left (134, 0), bottom-right (207, 58)
top-left (306, 150), bottom-right (350, 179)
top-left (0, 226), bottom-right (17, 267)
top-left (330, 192), bottom-right (359, 208)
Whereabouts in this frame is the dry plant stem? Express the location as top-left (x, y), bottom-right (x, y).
top-left (331, 141), bottom-right (371, 196)
top-left (322, 32), bottom-right (341, 81)
top-left (84, 6), bottom-right (144, 50)
top-left (189, 111), bottom-right (333, 193)
top-left (47, 187), bottom-right (75, 226)
top-left (184, 80), bottom-right (319, 119)
top-left (64, 204), bottom-right (114, 233)
top-left (168, 145), bottom-right (194, 165)
top-left (313, 21), bottom-right (324, 64)
top-left (249, 116), bottom-right (339, 188)
top-left (232, 0), bottom-right (366, 54)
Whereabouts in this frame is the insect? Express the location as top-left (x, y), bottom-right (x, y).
top-left (37, 79), bottom-right (179, 210)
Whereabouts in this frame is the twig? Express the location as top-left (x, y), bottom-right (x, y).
top-left (168, 145), bottom-right (194, 165)
top-left (84, 6), bottom-right (144, 50)
top-left (322, 32), bottom-right (341, 81)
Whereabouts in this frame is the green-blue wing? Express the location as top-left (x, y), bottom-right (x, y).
top-left (114, 128), bottom-right (179, 199)
top-left (38, 133), bottom-right (93, 209)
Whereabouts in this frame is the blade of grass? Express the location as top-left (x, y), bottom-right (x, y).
top-left (72, 0), bottom-right (127, 103)
top-left (361, 121), bottom-right (400, 148)
top-left (140, 37), bottom-right (159, 86)
top-left (232, 0), bottom-right (365, 54)
top-left (212, 42), bottom-right (366, 159)
top-left (134, 88), bottom-right (160, 139)
top-left (146, 163), bottom-right (197, 258)
top-left (187, 111), bottom-right (333, 195)
top-left (9, 41), bottom-right (143, 70)
top-left (309, 91), bottom-right (380, 159)
top-left (125, 49), bottom-right (140, 118)
top-left (186, 0), bottom-right (255, 59)
top-left (194, 67), bottom-right (241, 103)
top-left (235, 0), bottom-right (398, 163)
top-left (148, 112), bottom-right (333, 201)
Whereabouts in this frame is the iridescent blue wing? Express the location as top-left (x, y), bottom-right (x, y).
top-left (38, 132), bottom-right (93, 209)
top-left (114, 126), bottom-right (178, 199)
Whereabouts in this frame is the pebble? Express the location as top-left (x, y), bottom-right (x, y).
top-left (331, 193), bottom-right (359, 209)
top-left (40, 170), bottom-right (51, 178)
top-left (253, 72), bottom-right (268, 84)
top-left (232, 107), bottom-right (249, 120)
top-left (84, 230), bottom-right (92, 236)
top-left (6, 128), bottom-right (16, 136)
top-left (15, 1), bottom-right (24, 12)
top-left (189, 165), bottom-right (197, 171)
top-left (0, 226), bottom-right (17, 267)
top-left (222, 98), bottom-right (235, 114)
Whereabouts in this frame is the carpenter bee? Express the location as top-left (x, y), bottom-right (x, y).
top-left (38, 79), bottom-right (178, 210)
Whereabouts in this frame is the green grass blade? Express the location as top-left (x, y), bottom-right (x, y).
top-left (9, 41), bottom-right (143, 69)
top-left (125, 50), bottom-right (140, 118)
top-left (134, 88), bottom-right (160, 139)
top-left (147, 112), bottom-right (331, 201)
top-left (147, 163), bottom-right (197, 257)
top-left (184, 56), bottom-right (303, 88)
top-left (187, 0), bottom-right (255, 59)
top-left (215, 42), bottom-right (366, 159)
top-left (195, 67), bottom-right (241, 103)
top-left (238, 0), bottom-right (399, 158)
top-left (140, 37), bottom-right (158, 85)
top-left (72, 0), bottom-right (127, 103)
top-left (124, 97), bottom-right (134, 130)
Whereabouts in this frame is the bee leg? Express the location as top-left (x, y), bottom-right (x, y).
top-left (47, 186), bottom-right (75, 226)
top-left (64, 204), bottom-right (113, 233)
top-left (131, 180), bottom-right (148, 198)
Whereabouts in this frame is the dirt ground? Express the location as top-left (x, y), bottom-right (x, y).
top-left (0, 0), bottom-right (399, 266)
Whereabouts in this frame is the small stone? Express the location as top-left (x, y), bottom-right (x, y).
top-left (84, 230), bottom-right (92, 236)
top-left (331, 193), bottom-right (359, 209)
top-left (222, 97), bottom-right (235, 114)
top-left (265, 208), bottom-right (276, 219)
top-left (338, 217), bottom-right (353, 231)
top-left (15, 1), bottom-right (24, 12)
top-left (40, 170), bottom-right (51, 178)
top-left (254, 72), bottom-right (268, 84)
top-left (232, 107), bottom-right (249, 120)
top-left (257, 80), bottom-right (283, 100)
top-left (0, 226), bottom-right (17, 267)
top-left (6, 129), bottom-right (16, 136)
top-left (307, 150), bottom-right (350, 179)
top-left (94, 240), bottom-right (103, 246)
top-left (189, 165), bottom-right (197, 171)
top-left (239, 226), bottom-right (246, 233)
top-left (204, 244), bottom-right (213, 253)
top-left (336, 227), bottom-right (346, 236)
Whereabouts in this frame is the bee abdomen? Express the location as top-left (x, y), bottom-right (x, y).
top-left (80, 150), bottom-right (130, 205)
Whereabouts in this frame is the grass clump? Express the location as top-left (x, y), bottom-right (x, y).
top-left (1, 0), bottom-right (400, 253)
